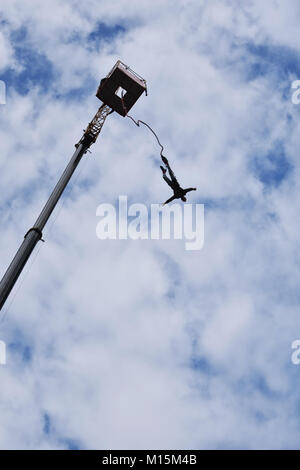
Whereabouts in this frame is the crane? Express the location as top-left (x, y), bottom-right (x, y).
top-left (0, 61), bottom-right (147, 311)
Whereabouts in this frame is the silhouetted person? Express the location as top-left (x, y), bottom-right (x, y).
top-left (160, 156), bottom-right (196, 205)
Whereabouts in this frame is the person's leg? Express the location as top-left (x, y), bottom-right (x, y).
top-left (163, 174), bottom-right (173, 188)
top-left (167, 165), bottom-right (180, 190)
top-left (161, 162), bottom-right (176, 189)
top-left (167, 166), bottom-right (176, 181)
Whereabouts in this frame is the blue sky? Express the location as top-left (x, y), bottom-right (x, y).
top-left (1, 0), bottom-right (300, 450)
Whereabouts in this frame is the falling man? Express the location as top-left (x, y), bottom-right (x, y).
top-left (160, 156), bottom-right (197, 205)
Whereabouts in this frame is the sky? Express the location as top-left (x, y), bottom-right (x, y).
top-left (1, 0), bottom-right (300, 450)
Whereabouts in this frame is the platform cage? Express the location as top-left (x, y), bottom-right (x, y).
top-left (96, 60), bottom-right (147, 116)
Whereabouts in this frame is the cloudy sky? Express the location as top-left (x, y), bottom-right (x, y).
top-left (1, 0), bottom-right (300, 450)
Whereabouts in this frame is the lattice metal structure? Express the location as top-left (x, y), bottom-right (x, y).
top-left (78, 104), bottom-right (112, 147)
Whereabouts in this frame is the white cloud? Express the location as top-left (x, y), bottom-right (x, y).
top-left (0, 0), bottom-right (300, 450)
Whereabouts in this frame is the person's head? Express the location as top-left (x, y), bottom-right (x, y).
top-left (181, 196), bottom-right (187, 202)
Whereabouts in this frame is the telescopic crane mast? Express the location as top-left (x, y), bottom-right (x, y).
top-left (0, 61), bottom-right (147, 311)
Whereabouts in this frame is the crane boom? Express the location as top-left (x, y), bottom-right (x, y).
top-left (0, 104), bottom-right (112, 311)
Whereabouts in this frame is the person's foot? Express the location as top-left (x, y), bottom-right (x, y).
top-left (160, 165), bottom-right (166, 174)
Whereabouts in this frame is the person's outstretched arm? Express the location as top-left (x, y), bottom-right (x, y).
top-left (162, 195), bottom-right (177, 206)
top-left (183, 187), bottom-right (197, 194)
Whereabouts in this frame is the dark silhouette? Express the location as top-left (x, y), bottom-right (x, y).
top-left (160, 156), bottom-right (196, 205)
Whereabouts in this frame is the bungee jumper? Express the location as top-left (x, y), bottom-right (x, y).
top-left (119, 87), bottom-right (196, 205)
top-left (160, 156), bottom-right (196, 206)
